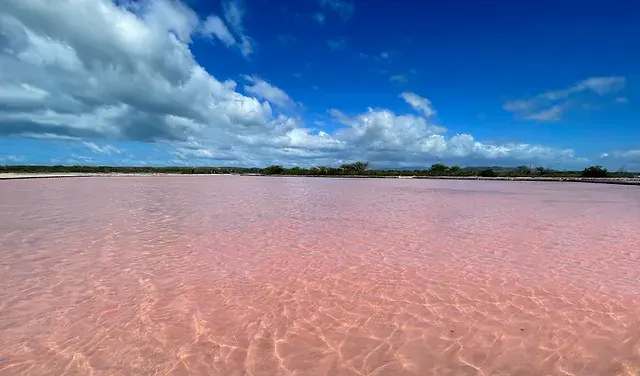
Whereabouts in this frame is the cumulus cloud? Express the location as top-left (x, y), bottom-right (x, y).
top-left (0, 0), bottom-right (584, 168)
top-left (328, 108), bottom-right (579, 167)
top-left (0, 0), bottom-right (273, 144)
top-left (504, 76), bottom-right (626, 122)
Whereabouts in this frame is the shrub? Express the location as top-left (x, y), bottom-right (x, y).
top-left (429, 163), bottom-right (449, 176)
top-left (514, 165), bottom-right (532, 176)
top-left (340, 161), bottom-right (368, 174)
top-left (478, 169), bottom-right (497, 177)
top-left (264, 165), bottom-right (285, 175)
top-left (581, 166), bottom-right (608, 178)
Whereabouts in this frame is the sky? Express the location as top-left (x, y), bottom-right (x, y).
top-left (0, 0), bottom-right (639, 169)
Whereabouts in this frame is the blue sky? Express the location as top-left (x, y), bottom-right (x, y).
top-left (0, 0), bottom-right (638, 169)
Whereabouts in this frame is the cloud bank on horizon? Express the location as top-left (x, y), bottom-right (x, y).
top-left (0, 0), bottom-right (638, 169)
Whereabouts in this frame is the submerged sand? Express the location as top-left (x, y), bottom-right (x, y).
top-left (0, 176), bottom-right (639, 375)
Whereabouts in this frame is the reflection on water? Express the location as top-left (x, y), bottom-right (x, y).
top-left (1, 176), bottom-right (639, 375)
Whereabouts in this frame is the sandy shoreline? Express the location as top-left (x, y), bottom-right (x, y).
top-left (1, 172), bottom-right (639, 185)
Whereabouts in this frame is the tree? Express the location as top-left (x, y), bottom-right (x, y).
top-left (514, 165), bottom-right (532, 176)
top-left (535, 167), bottom-right (547, 176)
top-left (429, 163), bottom-right (449, 176)
top-left (478, 169), bottom-right (497, 177)
top-left (581, 166), bottom-right (608, 178)
top-left (448, 165), bottom-right (462, 175)
top-left (340, 161), bottom-right (368, 174)
top-left (264, 165), bottom-right (285, 175)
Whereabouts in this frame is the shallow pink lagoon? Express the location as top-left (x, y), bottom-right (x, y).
top-left (1, 176), bottom-right (640, 375)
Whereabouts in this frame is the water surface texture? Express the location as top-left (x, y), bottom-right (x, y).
top-left (1, 176), bottom-right (640, 375)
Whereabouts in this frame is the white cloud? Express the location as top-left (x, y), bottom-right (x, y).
top-left (0, 0), bottom-right (272, 142)
top-left (142, 0), bottom-right (199, 43)
top-left (0, 0), bottom-right (585, 168)
top-left (222, 0), bottom-right (253, 57)
top-left (504, 76), bottom-right (626, 122)
top-left (522, 103), bottom-right (566, 122)
top-left (400, 92), bottom-right (435, 118)
top-left (201, 15), bottom-right (235, 47)
top-left (602, 149), bottom-right (640, 160)
top-left (199, 0), bottom-right (253, 57)
top-left (243, 76), bottom-right (296, 110)
top-left (619, 150), bottom-right (640, 159)
top-left (600, 149), bottom-right (640, 170)
top-left (328, 108), bottom-right (579, 166)
top-left (332, 108), bottom-right (445, 150)
top-left (0, 154), bottom-right (23, 163)
top-left (572, 77), bottom-right (626, 96)
top-left (82, 141), bottom-right (121, 155)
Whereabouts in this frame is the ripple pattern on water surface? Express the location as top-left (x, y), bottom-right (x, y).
top-left (1, 177), bottom-right (640, 375)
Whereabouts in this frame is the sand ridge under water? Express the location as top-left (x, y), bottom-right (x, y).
top-left (1, 176), bottom-right (639, 375)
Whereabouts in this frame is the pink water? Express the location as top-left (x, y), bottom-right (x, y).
top-left (1, 176), bottom-right (639, 375)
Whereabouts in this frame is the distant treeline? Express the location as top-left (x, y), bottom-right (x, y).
top-left (2, 162), bottom-right (636, 178)
top-left (0, 165), bottom-right (261, 175)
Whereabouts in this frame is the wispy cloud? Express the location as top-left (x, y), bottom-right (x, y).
top-left (314, 0), bottom-right (354, 25)
top-left (201, 15), bottom-right (235, 47)
top-left (243, 75), bottom-right (296, 110)
top-left (389, 74), bottom-right (408, 84)
top-left (0, 154), bottom-right (24, 163)
top-left (83, 142), bottom-right (121, 155)
top-left (504, 76), bottom-right (626, 122)
top-left (522, 103), bottom-right (567, 122)
top-left (327, 38), bottom-right (347, 51)
top-left (318, 0), bottom-right (354, 20)
top-left (313, 12), bottom-right (326, 25)
top-left (400, 92), bottom-right (436, 118)
top-left (201, 0), bottom-right (253, 57)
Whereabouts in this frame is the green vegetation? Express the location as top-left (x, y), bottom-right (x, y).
top-left (263, 165), bottom-right (285, 175)
top-left (1, 163), bottom-right (636, 178)
top-left (340, 161), bottom-right (369, 174)
top-left (581, 165), bottom-right (609, 178)
top-left (478, 169), bottom-right (498, 177)
top-left (0, 165), bottom-right (262, 175)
